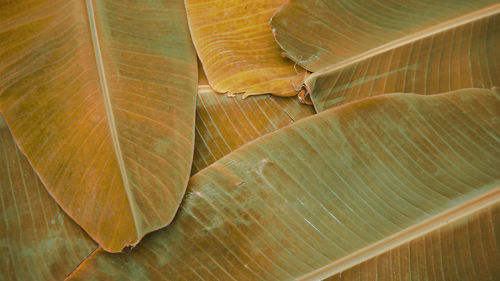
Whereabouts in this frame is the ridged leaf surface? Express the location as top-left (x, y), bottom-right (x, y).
top-left (324, 203), bottom-right (500, 281)
top-left (193, 85), bottom-right (314, 174)
top-left (185, 0), bottom-right (305, 97)
top-left (304, 5), bottom-right (500, 112)
top-left (0, 0), bottom-right (197, 252)
top-left (67, 89), bottom-right (500, 280)
top-left (271, 0), bottom-right (497, 72)
top-left (0, 117), bottom-right (97, 280)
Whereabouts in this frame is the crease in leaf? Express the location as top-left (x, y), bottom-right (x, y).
top-left (66, 88), bottom-right (500, 280)
top-left (323, 202), bottom-right (500, 281)
top-left (307, 190), bottom-right (500, 280)
top-left (271, 0), bottom-right (498, 72)
top-left (86, 0), bottom-right (140, 238)
top-left (0, 0), bottom-right (198, 252)
top-left (303, 4), bottom-right (500, 112)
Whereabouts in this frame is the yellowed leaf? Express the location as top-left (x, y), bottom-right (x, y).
top-left (271, 0), bottom-right (497, 72)
top-left (66, 89), bottom-right (500, 280)
top-left (323, 204), bottom-right (500, 280)
top-left (193, 84), bottom-right (314, 174)
top-left (186, 0), bottom-right (305, 97)
top-left (0, 0), bottom-right (197, 252)
top-left (0, 116), bottom-right (97, 280)
top-left (305, 5), bottom-right (500, 112)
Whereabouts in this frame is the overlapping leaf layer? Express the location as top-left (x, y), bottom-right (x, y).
top-left (67, 89), bottom-right (500, 280)
top-left (0, 117), bottom-right (97, 280)
top-left (186, 0), bottom-right (305, 97)
top-left (271, 0), bottom-right (497, 72)
top-left (305, 5), bottom-right (500, 112)
top-left (0, 0), bottom-right (198, 251)
top-left (1, 0), bottom-right (500, 279)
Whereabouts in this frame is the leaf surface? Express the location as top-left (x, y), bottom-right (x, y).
top-left (271, 0), bottom-right (498, 72)
top-left (323, 203), bottom-right (500, 281)
top-left (0, 0), bottom-right (197, 252)
top-left (304, 5), bottom-right (500, 112)
top-left (67, 89), bottom-right (500, 280)
top-left (0, 116), bottom-right (97, 280)
top-left (193, 85), bottom-right (314, 174)
top-left (185, 0), bottom-right (305, 97)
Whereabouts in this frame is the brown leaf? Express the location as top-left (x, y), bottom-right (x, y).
top-left (0, 116), bottom-right (97, 280)
top-left (271, 0), bottom-right (497, 72)
top-left (323, 204), bottom-right (500, 281)
top-left (193, 85), bottom-right (314, 174)
top-left (66, 89), bottom-right (500, 280)
top-left (186, 0), bottom-right (305, 97)
top-left (0, 0), bottom-right (197, 252)
top-left (304, 5), bottom-right (500, 112)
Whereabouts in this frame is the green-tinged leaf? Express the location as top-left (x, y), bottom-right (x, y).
top-left (271, 0), bottom-right (497, 72)
top-left (0, 116), bottom-right (97, 280)
top-left (323, 203), bottom-right (500, 281)
top-left (185, 0), bottom-right (305, 97)
top-left (304, 5), bottom-right (500, 112)
top-left (67, 89), bottom-right (500, 280)
top-left (0, 0), bottom-right (197, 252)
top-left (193, 85), bottom-right (314, 174)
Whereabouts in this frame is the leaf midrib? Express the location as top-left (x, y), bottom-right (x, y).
top-left (85, 0), bottom-right (140, 237)
top-left (305, 4), bottom-right (500, 84)
top-left (299, 188), bottom-right (500, 281)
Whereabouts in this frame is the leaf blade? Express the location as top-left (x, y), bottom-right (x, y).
top-left (67, 89), bottom-right (500, 280)
top-left (185, 0), bottom-right (304, 97)
top-left (323, 202), bottom-right (500, 281)
top-left (0, 116), bottom-right (97, 280)
top-left (0, 0), bottom-right (197, 252)
top-left (193, 85), bottom-right (314, 174)
top-left (271, 0), bottom-right (498, 72)
top-left (304, 5), bottom-right (500, 112)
